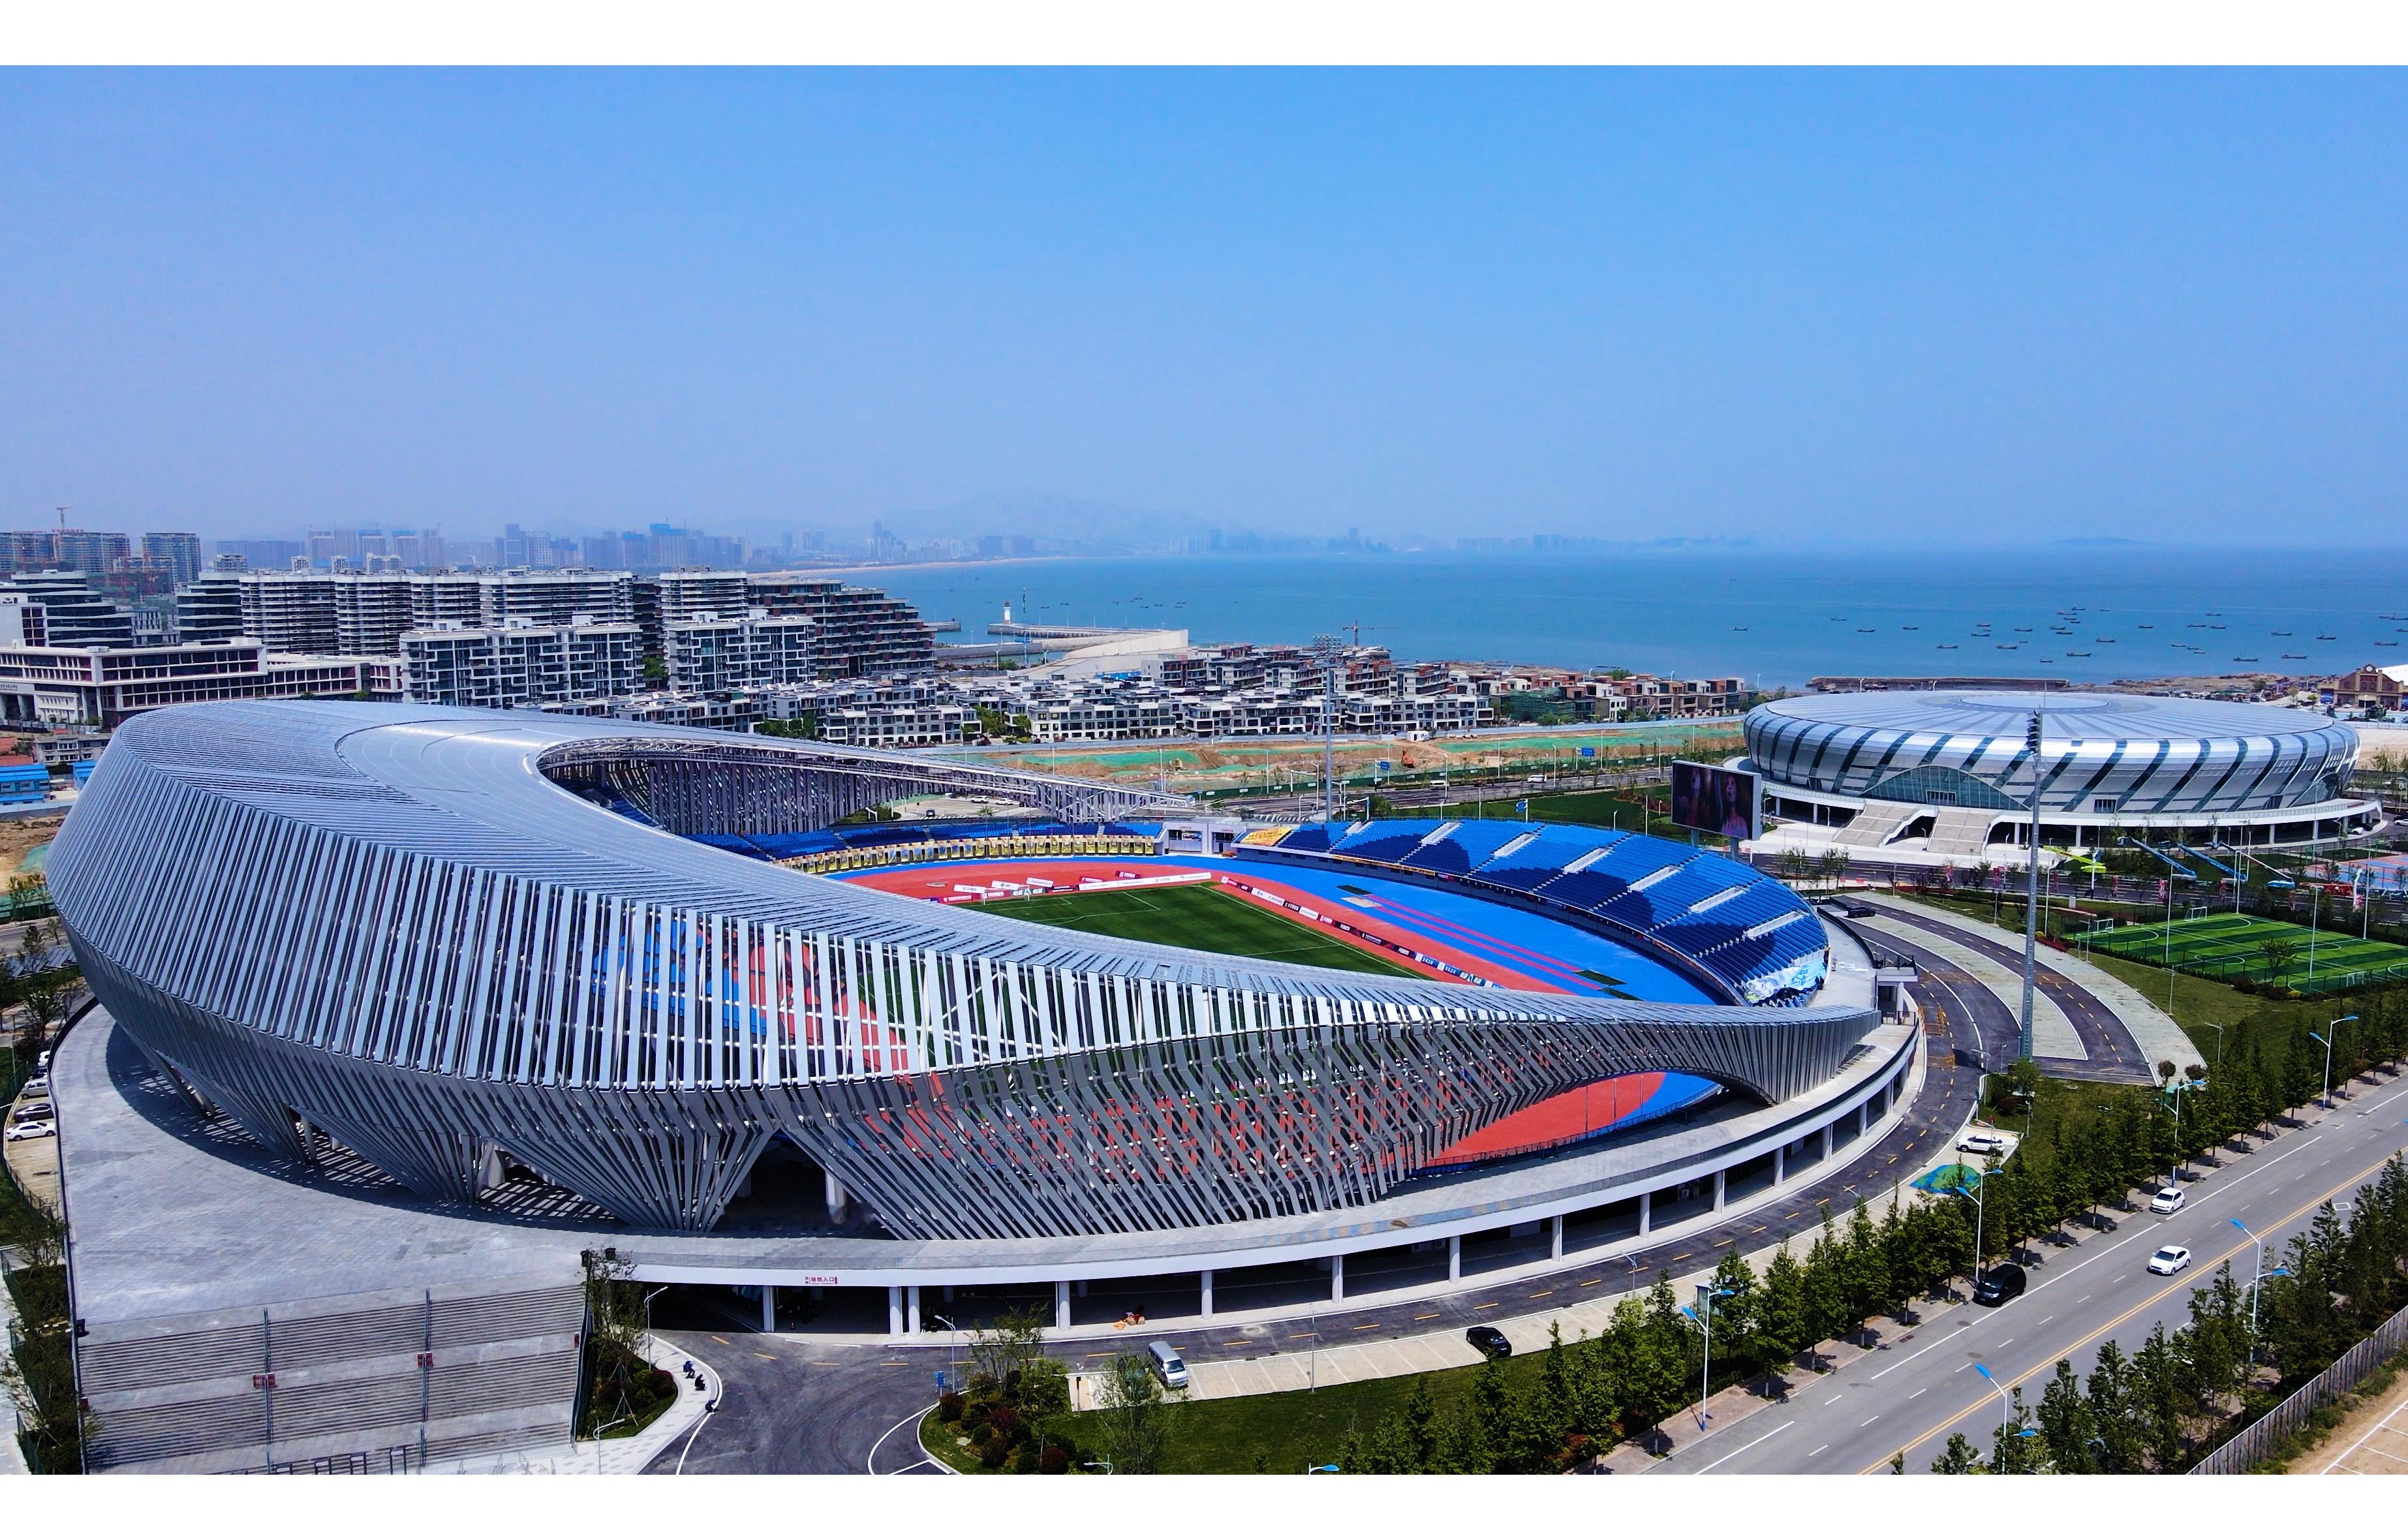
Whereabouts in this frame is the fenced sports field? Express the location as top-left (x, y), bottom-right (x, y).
top-left (2090, 912), bottom-right (2408, 995)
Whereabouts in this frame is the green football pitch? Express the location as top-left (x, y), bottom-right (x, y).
top-left (979, 881), bottom-right (1420, 977)
top-left (2090, 912), bottom-right (2408, 994)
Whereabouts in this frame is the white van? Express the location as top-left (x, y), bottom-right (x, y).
top-left (1146, 1340), bottom-right (1189, 1390)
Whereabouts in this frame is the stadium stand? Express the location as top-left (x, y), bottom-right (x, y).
top-left (1252, 820), bottom-right (1827, 1006)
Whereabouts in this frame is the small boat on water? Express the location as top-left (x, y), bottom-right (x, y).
top-left (2067, 650), bottom-right (2092, 656)
top-left (2137, 623), bottom-right (2155, 629)
top-left (1856, 627), bottom-right (1875, 633)
top-left (2316, 633), bottom-right (2338, 640)
top-left (2378, 640), bottom-right (2399, 647)
top-left (2282, 653), bottom-right (2307, 660)
top-left (2235, 656), bottom-right (2260, 662)
top-left (1937, 643), bottom-right (1958, 649)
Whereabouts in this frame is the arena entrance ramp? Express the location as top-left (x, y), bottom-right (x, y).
top-left (1832, 799), bottom-right (1924, 849)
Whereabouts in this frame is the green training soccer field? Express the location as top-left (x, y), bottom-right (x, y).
top-left (2090, 911), bottom-right (2408, 994)
top-left (979, 881), bottom-right (1419, 977)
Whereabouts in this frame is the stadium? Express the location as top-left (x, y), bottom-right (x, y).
top-left (49, 703), bottom-right (1914, 1351)
top-left (1744, 689), bottom-right (2379, 863)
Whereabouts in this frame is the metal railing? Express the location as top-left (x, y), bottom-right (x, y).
top-left (2190, 1295), bottom-right (2408, 1473)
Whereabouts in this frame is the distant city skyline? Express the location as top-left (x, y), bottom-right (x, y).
top-left (7, 70), bottom-right (2408, 550)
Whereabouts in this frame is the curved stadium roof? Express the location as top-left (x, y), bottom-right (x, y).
top-left (50, 703), bottom-right (1873, 1239)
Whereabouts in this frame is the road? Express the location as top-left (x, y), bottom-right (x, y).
top-left (1855, 897), bottom-right (2156, 1084)
top-left (640, 1327), bottom-right (941, 1475)
top-left (1647, 1069), bottom-right (2408, 1473)
top-left (645, 992), bottom-right (1984, 1473)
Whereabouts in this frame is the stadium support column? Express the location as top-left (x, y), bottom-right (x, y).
top-left (1448, 1236), bottom-right (1462, 1281)
top-left (1774, 1146), bottom-right (1786, 1184)
top-left (1638, 1194), bottom-right (1652, 1236)
top-left (1055, 1280), bottom-right (1071, 1331)
top-left (1199, 1271), bottom-right (1214, 1321)
top-left (2020, 708), bottom-right (2041, 1064)
top-left (1551, 1215), bottom-right (1564, 1260)
top-left (1712, 1169), bottom-right (1727, 1211)
top-left (1331, 1253), bottom-right (1345, 1302)
top-left (761, 1285), bottom-right (776, 1333)
top-left (906, 1286), bottom-right (921, 1334)
top-left (888, 1287), bottom-right (905, 1338)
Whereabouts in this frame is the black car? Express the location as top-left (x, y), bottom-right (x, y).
top-left (1971, 1263), bottom-right (2027, 1307)
top-left (1467, 1325), bottom-right (1513, 1359)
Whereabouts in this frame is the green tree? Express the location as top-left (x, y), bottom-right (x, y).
top-left (1930, 1432), bottom-right (1986, 1473)
top-left (1092, 1351), bottom-right (1182, 1473)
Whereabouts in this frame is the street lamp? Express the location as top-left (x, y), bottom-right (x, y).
top-left (640, 1285), bottom-right (669, 1351)
top-left (2311, 1017), bottom-right (2358, 1108)
top-left (1083, 1459), bottom-right (1115, 1475)
top-left (1950, 1177), bottom-right (1989, 1284)
top-left (1972, 1362), bottom-right (2011, 1445)
top-left (1682, 1285), bottom-right (1738, 1430)
top-left (2226, 1218), bottom-right (2292, 1364)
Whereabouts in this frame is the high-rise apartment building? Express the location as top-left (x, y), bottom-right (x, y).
top-left (400, 620), bottom-right (643, 709)
top-left (662, 609), bottom-right (817, 694)
top-left (0, 572), bottom-right (136, 647)
top-left (742, 572), bottom-right (936, 676)
top-left (140, 532), bottom-right (203, 585)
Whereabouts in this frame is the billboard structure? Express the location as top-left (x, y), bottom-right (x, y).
top-left (1669, 760), bottom-right (1761, 840)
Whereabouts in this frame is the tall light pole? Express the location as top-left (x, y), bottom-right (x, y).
top-left (1973, 1363), bottom-right (2041, 1468)
top-left (1951, 1179), bottom-right (1988, 1282)
top-left (2227, 1218), bottom-right (2292, 1364)
top-left (2312, 1015), bottom-right (2357, 1108)
top-left (2020, 709), bottom-right (2043, 1062)
top-left (1314, 634), bottom-right (1341, 824)
top-left (1683, 1285), bottom-right (1736, 1430)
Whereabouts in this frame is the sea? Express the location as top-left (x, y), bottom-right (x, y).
top-left (865, 547), bottom-right (2408, 692)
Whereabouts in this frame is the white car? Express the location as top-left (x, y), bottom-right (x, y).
top-left (20, 1075), bottom-right (48, 1096)
top-left (4, 1120), bottom-right (54, 1141)
top-left (2150, 1186), bottom-right (2187, 1214)
top-left (1958, 1132), bottom-right (2011, 1156)
top-left (2147, 1245), bottom-right (2193, 1276)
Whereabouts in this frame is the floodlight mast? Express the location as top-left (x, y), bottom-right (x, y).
top-left (1315, 633), bottom-right (1341, 822)
top-left (2021, 709), bottom-right (2041, 1063)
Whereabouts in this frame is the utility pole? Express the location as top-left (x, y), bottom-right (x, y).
top-left (2021, 708), bottom-right (2042, 1063)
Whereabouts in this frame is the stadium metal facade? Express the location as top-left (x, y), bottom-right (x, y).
top-left (1744, 689), bottom-right (2377, 848)
top-left (50, 703), bottom-right (1875, 1240)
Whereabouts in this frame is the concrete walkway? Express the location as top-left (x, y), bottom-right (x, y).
top-left (427, 1332), bottom-right (722, 1474)
top-left (1883, 893), bottom-right (2200, 1074)
top-left (1862, 910), bottom-right (2086, 1060)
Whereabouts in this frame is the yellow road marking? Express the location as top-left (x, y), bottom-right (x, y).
top-left (1859, 1145), bottom-right (2406, 1473)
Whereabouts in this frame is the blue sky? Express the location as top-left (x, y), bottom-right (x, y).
top-left (3, 69), bottom-right (2404, 547)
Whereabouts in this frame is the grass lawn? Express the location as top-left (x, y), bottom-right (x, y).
top-left (1905, 893), bottom-right (2246, 1064)
top-left (1403, 785), bottom-right (1678, 837)
top-left (929, 1348), bottom-right (1558, 1474)
top-left (2088, 914), bottom-right (2408, 994)
top-left (981, 882), bottom-right (1419, 978)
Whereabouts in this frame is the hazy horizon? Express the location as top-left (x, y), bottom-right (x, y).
top-left (6, 70), bottom-right (2406, 551)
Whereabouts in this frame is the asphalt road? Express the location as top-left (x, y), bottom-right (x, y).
top-left (644, 997), bottom-right (1984, 1473)
top-left (1856, 898), bottom-right (2157, 1085)
top-left (1647, 1068), bottom-right (2408, 1473)
top-left (640, 1329), bottom-right (942, 1476)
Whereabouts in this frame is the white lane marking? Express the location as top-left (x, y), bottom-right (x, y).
top-left (1999, 1338), bottom-right (2014, 1348)
top-left (1808, 1443), bottom-right (1830, 1458)
top-left (1909, 1387), bottom-right (1928, 1399)
top-left (867, 1404), bottom-right (941, 1475)
top-left (2322, 1383), bottom-right (2408, 1473)
top-left (1870, 1323), bottom-right (1972, 1381)
top-left (1861, 1415), bottom-right (1880, 1426)
top-left (1691, 1419), bottom-right (1795, 1475)
top-left (1825, 1394), bottom-right (1842, 1405)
